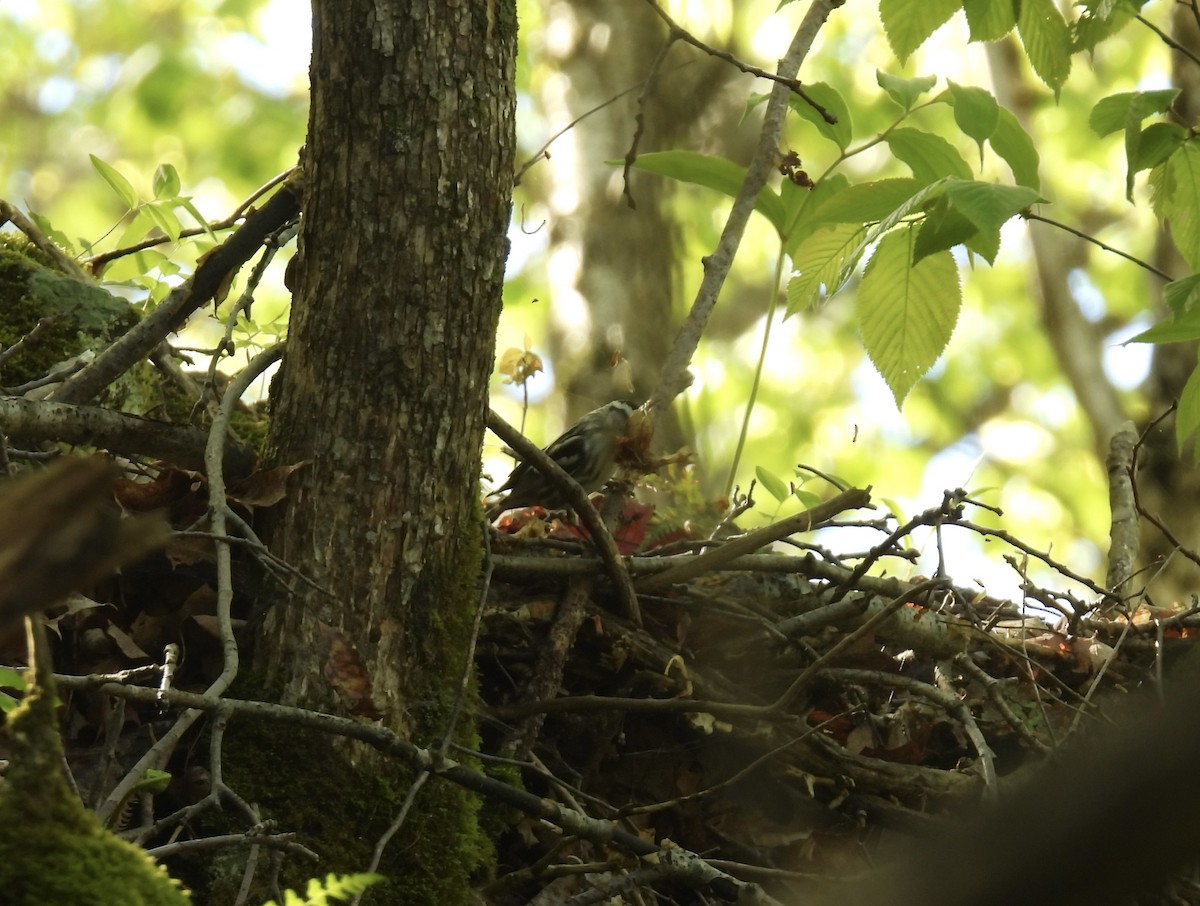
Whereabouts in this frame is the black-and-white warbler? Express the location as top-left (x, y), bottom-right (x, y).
top-left (488, 400), bottom-right (636, 517)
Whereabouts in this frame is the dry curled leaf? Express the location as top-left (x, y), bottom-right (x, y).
top-left (318, 622), bottom-right (383, 719)
top-left (228, 461), bottom-right (310, 508)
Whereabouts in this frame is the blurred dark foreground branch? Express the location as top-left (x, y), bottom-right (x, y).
top-left (0, 457), bottom-right (169, 631)
top-left (827, 651), bottom-right (1200, 906)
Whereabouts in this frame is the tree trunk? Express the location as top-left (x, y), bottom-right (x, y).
top-left (253, 1), bottom-right (516, 901)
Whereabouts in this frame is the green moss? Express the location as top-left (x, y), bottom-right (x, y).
top-left (0, 683), bottom-right (189, 905)
top-left (0, 239), bottom-right (138, 387)
top-left (0, 818), bottom-right (190, 906)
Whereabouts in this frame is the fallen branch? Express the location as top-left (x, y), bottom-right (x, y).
top-left (0, 396), bottom-right (257, 477)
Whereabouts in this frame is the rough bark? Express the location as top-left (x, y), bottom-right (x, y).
top-left (256, 1), bottom-right (516, 902)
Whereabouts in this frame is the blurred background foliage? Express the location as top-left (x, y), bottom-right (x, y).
top-left (0, 0), bottom-right (1184, 599)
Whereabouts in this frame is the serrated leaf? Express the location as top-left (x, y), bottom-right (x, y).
top-left (963, 0), bottom-right (1015, 41)
top-left (1090, 89), bottom-right (1178, 136)
top-left (948, 81), bottom-right (999, 162)
top-left (1127, 311), bottom-right (1200, 345)
top-left (152, 162), bottom-right (181, 199)
top-left (89, 154), bottom-right (138, 209)
top-left (1123, 92), bottom-right (1182, 201)
top-left (859, 231), bottom-right (961, 406)
top-left (786, 222), bottom-right (865, 313)
top-left (1017, 0), bottom-right (1072, 95)
top-left (755, 466), bottom-right (790, 502)
top-left (876, 70), bottom-right (938, 111)
top-left (1153, 143), bottom-right (1200, 270)
top-left (963, 221), bottom-right (1001, 263)
top-left (782, 172), bottom-right (851, 253)
top-left (790, 82), bottom-right (853, 149)
top-left (879, 0), bottom-right (964, 63)
top-left (913, 194), bottom-right (979, 265)
top-left (941, 179), bottom-right (1042, 232)
top-left (833, 179), bottom-right (954, 291)
top-left (621, 151), bottom-right (785, 234)
top-left (1134, 122), bottom-right (1187, 173)
top-left (1177, 360), bottom-right (1200, 456)
top-left (989, 107), bottom-right (1041, 189)
top-left (886, 127), bottom-right (973, 184)
top-left (1127, 275), bottom-right (1200, 344)
top-left (812, 178), bottom-right (923, 224)
top-left (1165, 273), bottom-right (1200, 319)
top-left (1073, 0), bottom-right (1137, 52)
top-left (911, 179), bottom-right (1040, 266)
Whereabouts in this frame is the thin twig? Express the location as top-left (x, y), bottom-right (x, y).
top-left (0, 199), bottom-right (89, 279)
top-left (648, 0), bottom-right (844, 414)
top-left (640, 0), bottom-right (836, 122)
top-left (1136, 13), bottom-right (1200, 67)
top-left (1023, 212), bottom-right (1173, 281)
top-left (637, 486), bottom-right (872, 591)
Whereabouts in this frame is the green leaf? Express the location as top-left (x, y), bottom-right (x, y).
top-left (858, 230), bottom-right (961, 406)
top-left (145, 200), bottom-right (183, 242)
top-left (989, 107), bottom-right (1041, 190)
top-left (755, 466), bottom-right (790, 503)
top-left (1073, 0), bottom-right (1137, 53)
top-left (963, 0), bottom-right (1015, 41)
top-left (876, 71), bottom-right (938, 111)
top-left (1124, 92), bottom-right (1182, 201)
top-left (941, 179), bottom-right (1042, 232)
top-left (89, 154), bottom-right (139, 209)
top-left (963, 221), bottom-right (1001, 263)
top-left (1151, 143), bottom-right (1200, 270)
top-left (786, 222), bottom-right (865, 314)
top-left (152, 162), bottom-right (181, 199)
top-left (1089, 89), bottom-right (1178, 137)
top-left (1127, 311), bottom-right (1200, 345)
top-left (0, 666), bottom-right (27, 691)
top-left (812, 178), bottom-right (924, 224)
top-left (947, 81), bottom-right (999, 162)
top-left (133, 769), bottom-right (173, 795)
top-left (789, 82), bottom-right (853, 149)
top-left (834, 179), bottom-right (954, 291)
top-left (28, 211), bottom-right (77, 255)
top-left (621, 151), bottom-right (785, 234)
top-left (1134, 122), bottom-right (1187, 173)
top-left (1017, 0), bottom-right (1072, 95)
top-left (885, 127), bottom-right (973, 184)
top-left (794, 488), bottom-right (823, 509)
top-left (177, 196), bottom-right (219, 242)
top-left (1127, 275), bottom-right (1200, 344)
top-left (1178, 359), bottom-right (1200, 456)
top-left (880, 0), bottom-right (964, 64)
top-left (913, 194), bottom-right (979, 265)
top-left (1165, 273), bottom-right (1200, 319)
top-left (113, 208), bottom-right (156, 252)
top-left (913, 179), bottom-right (1040, 265)
top-left (782, 172), bottom-right (851, 253)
